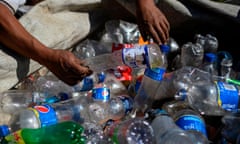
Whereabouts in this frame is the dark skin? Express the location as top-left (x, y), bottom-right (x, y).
top-left (136, 0), bottom-right (170, 44)
top-left (0, 3), bottom-right (92, 86)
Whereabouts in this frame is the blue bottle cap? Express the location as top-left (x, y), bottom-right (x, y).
top-left (160, 44), bottom-right (170, 54)
top-left (45, 96), bottom-right (60, 104)
top-left (97, 72), bottom-right (106, 83)
top-left (144, 68), bottom-right (165, 81)
top-left (92, 87), bottom-right (110, 102)
top-left (204, 53), bottom-right (217, 63)
top-left (0, 125), bottom-right (10, 137)
top-left (58, 92), bottom-right (69, 101)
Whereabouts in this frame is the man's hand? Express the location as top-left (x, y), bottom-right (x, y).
top-left (136, 0), bottom-right (170, 44)
top-left (43, 49), bottom-right (93, 86)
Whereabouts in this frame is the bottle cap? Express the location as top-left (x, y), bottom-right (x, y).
top-left (0, 125), bottom-right (10, 137)
top-left (204, 53), bottom-right (217, 63)
top-left (160, 44), bottom-right (170, 54)
top-left (97, 72), bottom-right (106, 83)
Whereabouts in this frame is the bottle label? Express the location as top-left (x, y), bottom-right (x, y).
top-left (4, 130), bottom-right (25, 144)
top-left (31, 104), bottom-right (58, 127)
top-left (122, 44), bottom-right (146, 68)
top-left (216, 81), bottom-right (239, 112)
top-left (92, 87), bottom-right (110, 102)
top-left (175, 115), bottom-right (207, 136)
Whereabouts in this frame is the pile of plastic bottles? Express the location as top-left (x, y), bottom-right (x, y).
top-left (1, 19), bottom-right (240, 144)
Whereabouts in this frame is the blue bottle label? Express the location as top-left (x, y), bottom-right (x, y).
top-left (32, 104), bottom-right (57, 127)
top-left (118, 96), bottom-right (133, 114)
top-left (175, 115), bottom-right (207, 136)
top-left (144, 68), bottom-right (165, 81)
top-left (216, 81), bottom-right (239, 112)
top-left (122, 45), bottom-right (146, 68)
top-left (92, 87), bottom-right (110, 102)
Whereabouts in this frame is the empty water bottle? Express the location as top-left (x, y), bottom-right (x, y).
top-left (221, 113), bottom-right (240, 143)
top-left (104, 118), bottom-right (155, 144)
top-left (175, 80), bottom-right (240, 116)
top-left (151, 110), bottom-right (200, 144)
top-left (131, 45), bottom-right (169, 115)
top-left (180, 42), bottom-right (204, 68)
top-left (84, 43), bottom-right (165, 72)
top-left (173, 108), bottom-right (209, 144)
top-left (195, 34), bottom-right (218, 53)
top-left (0, 91), bottom-right (90, 138)
top-left (87, 87), bottom-right (133, 125)
top-left (200, 52), bottom-right (218, 76)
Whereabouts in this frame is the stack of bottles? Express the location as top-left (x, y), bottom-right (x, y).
top-left (1, 19), bottom-right (240, 144)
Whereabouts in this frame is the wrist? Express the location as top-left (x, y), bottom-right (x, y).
top-left (136, 0), bottom-right (156, 6)
top-left (30, 40), bottom-right (55, 65)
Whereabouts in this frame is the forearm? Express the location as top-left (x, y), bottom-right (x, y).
top-left (0, 3), bottom-right (52, 64)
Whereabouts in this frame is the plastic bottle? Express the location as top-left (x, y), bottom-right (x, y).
top-left (95, 71), bottom-right (128, 96)
top-left (180, 42), bottom-right (204, 68)
top-left (0, 89), bottom-right (77, 115)
top-left (104, 118), bottom-right (155, 144)
top-left (151, 110), bottom-right (198, 144)
top-left (33, 74), bottom-right (74, 100)
top-left (173, 108), bottom-right (209, 144)
top-left (154, 66), bottom-right (217, 102)
top-left (84, 43), bottom-right (165, 72)
top-left (0, 91), bottom-right (90, 138)
top-left (221, 113), bottom-right (240, 144)
top-left (220, 58), bottom-right (233, 79)
top-left (0, 90), bottom-right (34, 114)
top-left (72, 39), bottom-right (112, 59)
top-left (200, 52), bottom-right (218, 76)
top-left (175, 80), bottom-right (240, 116)
top-left (131, 45), bottom-right (169, 115)
top-left (87, 87), bottom-right (133, 125)
top-left (195, 34), bottom-right (218, 53)
top-left (73, 71), bottom-right (106, 92)
top-left (1, 121), bottom-right (86, 144)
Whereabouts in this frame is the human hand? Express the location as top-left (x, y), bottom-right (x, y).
top-left (136, 0), bottom-right (170, 44)
top-left (42, 49), bottom-right (93, 86)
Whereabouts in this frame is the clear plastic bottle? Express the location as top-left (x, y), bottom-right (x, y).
top-left (195, 34), bottom-right (218, 53)
top-left (221, 113), bottom-right (240, 143)
top-left (173, 108), bottom-right (209, 144)
top-left (0, 89), bottom-right (77, 115)
top-left (104, 118), bottom-right (155, 144)
top-left (0, 92), bottom-right (90, 138)
top-left (200, 52), bottom-right (218, 76)
top-left (84, 43), bottom-right (165, 72)
top-left (87, 87), bottom-right (133, 125)
top-left (131, 45), bottom-right (169, 115)
top-left (33, 74), bottom-right (74, 99)
top-left (73, 71), bottom-right (106, 92)
top-left (72, 39), bottom-right (112, 59)
top-left (180, 42), bottom-right (204, 68)
top-left (175, 80), bottom-right (240, 116)
top-left (151, 110), bottom-right (197, 144)
top-left (220, 58), bottom-right (233, 79)
top-left (0, 90), bottom-right (34, 114)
